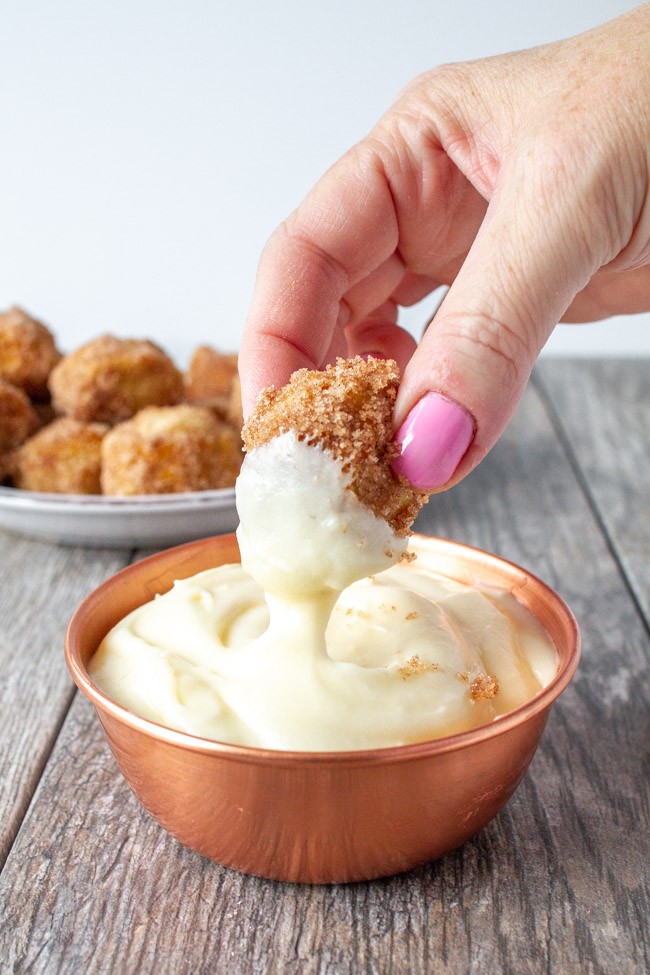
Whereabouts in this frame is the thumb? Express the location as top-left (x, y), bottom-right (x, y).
top-left (392, 162), bottom-right (602, 491)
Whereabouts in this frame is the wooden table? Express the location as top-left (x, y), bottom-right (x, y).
top-left (0, 360), bottom-right (648, 975)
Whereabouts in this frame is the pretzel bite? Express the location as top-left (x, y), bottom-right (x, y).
top-left (0, 306), bottom-right (61, 398)
top-left (49, 335), bottom-right (184, 424)
top-left (193, 375), bottom-right (243, 431)
top-left (0, 378), bottom-right (39, 452)
top-left (227, 373), bottom-right (243, 431)
top-left (185, 346), bottom-right (238, 401)
top-left (0, 450), bottom-right (16, 484)
top-left (242, 356), bottom-right (427, 535)
top-left (101, 404), bottom-right (243, 495)
top-left (31, 399), bottom-right (58, 430)
top-left (14, 417), bottom-right (108, 494)
top-left (188, 396), bottom-right (231, 424)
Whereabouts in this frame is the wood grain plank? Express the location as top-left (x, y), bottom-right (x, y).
top-left (1, 377), bottom-right (649, 975)
top-left (0, 533), bottom-right (130, 868)
top-left (535, 359), bottom-right (650, 625)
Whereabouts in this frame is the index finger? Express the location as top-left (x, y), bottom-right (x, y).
top-left (238, 146), bottom-right (399, 416)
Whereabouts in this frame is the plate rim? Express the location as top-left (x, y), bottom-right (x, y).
top-left (0, 484), bottom-right (236, 513)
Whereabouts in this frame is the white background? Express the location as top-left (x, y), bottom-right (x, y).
top-left (1, 0), bottom-right (647, 365)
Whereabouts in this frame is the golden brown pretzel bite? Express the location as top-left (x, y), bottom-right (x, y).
top-left (242, 356), bottom-right (427, 535)
top-left (14, 417), bottom-right (108, 494)
top-left (49, 335), bottom-right (184, 424)
top-left (0, 378), bottom-right (39, 452)
top-left (0, 307), bottom-right (61, 398)
top-left (101, 404), bottom-right (243, 495)
top-left (185, 345), bottom-right (238, 401)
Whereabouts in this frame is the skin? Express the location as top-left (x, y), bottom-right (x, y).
top-left (239, 4), bottom-right (650, 490)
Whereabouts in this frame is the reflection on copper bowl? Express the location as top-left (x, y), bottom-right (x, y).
top-left (65, 533), bottom-right (580, 884)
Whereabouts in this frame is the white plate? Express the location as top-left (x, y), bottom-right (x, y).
top-left (0, 486), bottom-right (238, 548)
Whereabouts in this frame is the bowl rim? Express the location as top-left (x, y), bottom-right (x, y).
top-left (65, 533), bottom-right (581, 767)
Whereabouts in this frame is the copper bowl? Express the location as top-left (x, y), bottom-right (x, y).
top-left (66, 533), bottom-right (580, 884)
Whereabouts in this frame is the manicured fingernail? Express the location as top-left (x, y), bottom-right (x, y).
top-left (392, 393), bottom-right (474, 490)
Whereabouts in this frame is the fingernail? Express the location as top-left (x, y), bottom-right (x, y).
top-left (392, 393), bottom-right (474, 490)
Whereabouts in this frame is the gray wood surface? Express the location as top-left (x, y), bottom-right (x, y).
top-left (535, 358), bottom-right (650, 625)
top-left (0, 361), bottom-right (648, 975)
top-left (0, 535), bottom-right (129, 869)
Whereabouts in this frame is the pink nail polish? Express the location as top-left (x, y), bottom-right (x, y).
top-left (392, 393), bottom-right (474, 490)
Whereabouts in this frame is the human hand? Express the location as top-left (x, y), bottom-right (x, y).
top-left (239, 4), bottom-right (650, 491)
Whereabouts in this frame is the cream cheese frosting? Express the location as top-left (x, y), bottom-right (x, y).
top-left (90, 433), bottom-right (557, 750)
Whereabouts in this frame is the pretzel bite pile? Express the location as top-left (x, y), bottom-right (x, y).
top-left (0, 305), bottom-right (243, 496)
top-left (0, 308), bottom-right (61, 480)
top-left (242, 356), bottom-right (428, 535)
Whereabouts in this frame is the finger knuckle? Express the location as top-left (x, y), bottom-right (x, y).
top-left (439, 309), bottom-right (533, 393)
top-left (392, 63), bottom-right (465, 103)
top-left (518, 110), bottom-right (645, 265)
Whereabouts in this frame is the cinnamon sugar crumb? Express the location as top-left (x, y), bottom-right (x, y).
top-left (405, 611), bottom-right (418, 621)
top-left (399, 550), bottom-right (417, 564)
top-left (242, 357), bottom-right (428, 535)
top-left (469, 674), bottom-right (499, 701)
top-left (398, 655), bottom-right (438, 680)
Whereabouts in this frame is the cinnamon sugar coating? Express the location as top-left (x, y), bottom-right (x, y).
top-left (185, 346), bottom-right (238, 401)
top-left (227, 374), bottom-right (243, 431)
top-left (188, 378), bottom-right (243, 434)
top-left (242, 357), bottom-right (427, 534)
top-left (0, 306), bottom-right (61, 398)
top-left (0, 378), bottom-right (39, 451)
top-left (49, 335), bottom-right (184, 424)
top-left (101, 404), bottom-right (243, 496)
top-left (14, 417), bottom-right (108, 494)
top-left (0, 451), bottom-right (15, 484)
